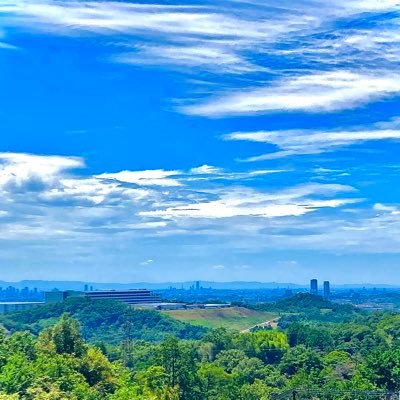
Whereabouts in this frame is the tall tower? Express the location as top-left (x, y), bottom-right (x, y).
top-left (310, 279), bottom-right (318, 295)
top-left (323, 281), bottom-right (330, 299)
top-left (195, 281), bottom-right (200, 291)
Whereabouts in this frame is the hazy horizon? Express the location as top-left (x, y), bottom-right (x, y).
top-left (0, 278), bottom-right (398, 289)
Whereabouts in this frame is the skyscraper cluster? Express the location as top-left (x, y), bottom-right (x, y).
top-left (310, 279), bottom-right (330, 299)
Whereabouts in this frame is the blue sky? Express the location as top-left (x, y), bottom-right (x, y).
top-left (0, 0), bottom-right (400, 283)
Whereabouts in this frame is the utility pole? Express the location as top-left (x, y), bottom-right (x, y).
top-left (121, 309), bottom-right (134, 368)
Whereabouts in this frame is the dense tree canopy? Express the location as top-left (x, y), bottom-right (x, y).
top-left (0, 298), bottom-right (206, 344)
top-left (0, 296), bottom-right (398, 399)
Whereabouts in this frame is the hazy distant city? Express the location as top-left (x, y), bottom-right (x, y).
top-left (1, 278), bottom-right (399, 315)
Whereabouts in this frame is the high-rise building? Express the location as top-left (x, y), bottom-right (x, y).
top-left (195, 281), bottom-right (200, 291)
top-left (310, 279), bottom-right (318, 295)
top-left (323, 281), bottom-right (330, 299)
top-left (84, 284), bottom-right (89, 292)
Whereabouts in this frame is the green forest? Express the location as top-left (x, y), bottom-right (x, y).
top-left (0, 294), bottom-right (400, 399)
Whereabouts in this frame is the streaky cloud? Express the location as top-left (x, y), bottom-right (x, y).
top-left (182, 71), bottom-right (400, 116)
top-left (224, 119), bottom-right (400, 159)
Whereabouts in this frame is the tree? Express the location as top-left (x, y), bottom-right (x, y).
top-left (198, 364), bottom-right (235, 400)
top-left (279, 345), bottom-right (323, 376)
top-left (26, 384), bottom-right (72, 400)
top-left (0, 394), bottom-right (19, 400)
top-left (215, 350), bottom-right (247, 373)
top-left (361, 349), bottom-right (400, 391)
top-left (0, 353), bottom-right (33, 396)
top-left (232, 357), bottom-right (267, 385)
top-left (37, 314), bottom-right (86, 357)
top-left (80, 347), bottom-right (117, 393)
top-left (157, 337), bottom-right (201, 400)
top-left (50, 314), bottom-right (86, 356)
top-left (202, 328), bottom-right (233, 361)
top-left (238, 379), bottom-right (271, 400)
top-left (233, 330), bottom-right (288, 364)
top-left (7, 332), bottom-right (36, 361)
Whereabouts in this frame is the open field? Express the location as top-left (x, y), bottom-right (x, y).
top-left (164, 307), bottom-right (278, 331)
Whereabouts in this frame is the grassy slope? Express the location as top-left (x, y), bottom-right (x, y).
top-left (164, 307), bottom-right (278, 331)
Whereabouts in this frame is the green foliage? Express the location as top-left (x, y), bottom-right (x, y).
top-left (156, 337), bottom-right (201, 400)
top-left (198, 363), bottom-right (235, 399)
top-left (47, 313), bottom-right (86, 356)
top-left (0, 298), bottom-right (399, 399)
top-left (0, 353), bottom-right (33, 395)
top-left (280, 345), bottom-right (323, 376)
top-left (251, 293), bottom-right (363, 326)
top-left (0, 298), bottom-right (207, 344)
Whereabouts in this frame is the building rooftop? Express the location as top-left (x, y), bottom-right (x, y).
top-left (0, 302), bottom-right (44, 305)
top-left (87, 289), bottom-right (151, 293)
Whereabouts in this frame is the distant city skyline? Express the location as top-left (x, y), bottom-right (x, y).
top-left (0, 279), bottom-right (397, 292)
top-left (1, 1), bottom-right (400, 282)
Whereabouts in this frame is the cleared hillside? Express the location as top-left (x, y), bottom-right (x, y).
top-left (164, 306), bottom-right (278, 331)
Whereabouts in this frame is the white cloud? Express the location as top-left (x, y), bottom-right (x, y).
top-left (0, 41), bottom-right (17, 50)
top-left (2, 152), bottom-right (400, 262)
top-left (224, 125), bottom-right (400, 159)
top-left (0, 152), bottom-right (83, 188)
top-left (187, 166), bottom-right (285, 180)
top-left (278, 260), bottom-right (298, 265)
top-left (140, 184), bottom-right (358, 219)
top-left (115, 44), bottom-right (265, 74)
top-left (42, 178), bottom-right (150, 205)
top-left (0, 28), bottom-right (17, 50)
top-left (0, 153), bottom-right (300, 242)
top-left (96, 169), bottom-right (182, 187)
top-left (190, 165), bottom-right (222, 174)
top-left (182, 71), bottom-right (400, 116)
top-left (2, 0), bottom-right (400, 118)
top-left (140, 259), bottom-right (154, 266)
top-left (373, 203), bottom-right (400, 215)
top-left (339, 0), bottom-right (399, 11)
top-left (0, 0), bottom-right (317, 74)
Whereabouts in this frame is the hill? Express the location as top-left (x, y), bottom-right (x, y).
top-left (0, 297), bottom-right (207, 344)
top-left (164, 306), bottom-right (278, 331)
top-left (246, 293), bottom-right (363, 326)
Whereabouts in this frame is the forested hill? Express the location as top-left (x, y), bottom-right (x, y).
top-left (273, 293), bottom-right (356, 312)
top-left (0, 298), bottom-right (206, 344)
top-left (248, 293), bottom-right (363, 324)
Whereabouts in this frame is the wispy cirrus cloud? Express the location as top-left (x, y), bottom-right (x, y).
top-left (182, 71), bottom-right (400, 116)
top-left (3, 0), bottom-right (397, 77)
top-left (0, 0), bottom-right (315, 74)
top-left (0, 28), bottom-right (17, 50)
top-left (224, 118), bottom-right (400, 160)
top-left (2, 0), bottom-right (400, 116)
top-left (222, 118), bottom-right (400, 161)
top-left (114, 44), bottom-right (266, 74)
top-left (0, 41), bottom-right (17, 50)
top-left (96, 170), bottom-right (182, 187)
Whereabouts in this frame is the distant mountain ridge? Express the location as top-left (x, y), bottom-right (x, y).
top-left (0, 280), bottom-right (397, 291)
